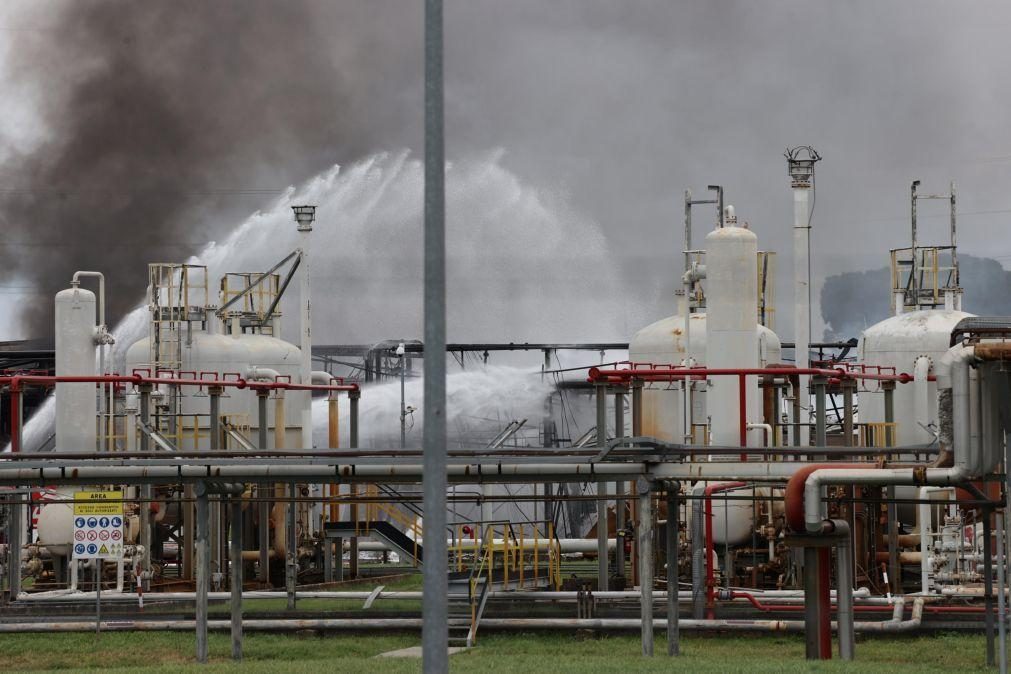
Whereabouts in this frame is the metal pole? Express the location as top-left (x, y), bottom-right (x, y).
top-left (911, 180), bottom-right (920, 304)
top-left (837, 539), bottom-right (855, 661)
top-left (287, 482), bottom-right (296, 611)
top-left (883, 382), bottom-right (900, 593)
top-left (195, 483), bottom-right (209, 664)
top-left (666, 483), bottom-right (679, 656)
top-left (95, 559), bottom-right (102, 635)
top-left (209, 387), bottom-right (222, 586)
top-left (349, 390), bottom-right (360, 580)
top-left (423, 0), bottom-right (449, 668)
top-left (997, 510), bottom-right (1007, 674)
top-left (814, 377), bottom-right (827, 449)
top-left (7, 494), bottom-right (21, 601)
top-left (638, 478), bottom-right (654, 657)
top-left (230, 497), bottom-right (243, 661)
top-left (257, 391), bottom-right (270, 585)
top-left (596, 384), bottom-right (609, 592)
top-left (615, 389), bottom-right (626, 579)
top-left (400, 353), bottom-right (407, 449)
top-left (987, 508), bottom-right (996, 667)
top-left (139, 384), bottom-right (152, 589)
top-left (803, 546), bottom-right (819, 660)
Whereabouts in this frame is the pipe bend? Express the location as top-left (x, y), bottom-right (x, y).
top-left (935, 344), bottom-right (974, 391)
top-left (784, 463), bottom-right (867, 533)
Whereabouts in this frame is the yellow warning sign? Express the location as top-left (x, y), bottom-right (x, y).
top-left (73, 491), bottom-right (124, 517)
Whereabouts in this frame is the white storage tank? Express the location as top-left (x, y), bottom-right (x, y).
top-left (629, 316), bottom-right (781, 444)
top-left (123, 330), bottom-right (307, 450)
top-left (858, 309), bottom-right (973, 447)
top-left (39, 286), bottom-right (98, 556)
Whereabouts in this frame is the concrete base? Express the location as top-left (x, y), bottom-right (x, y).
top-left (377, 646), bottom-right (469, 658)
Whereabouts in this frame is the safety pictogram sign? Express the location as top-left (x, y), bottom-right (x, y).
top-left (72, 491), bottom-right (125, 560)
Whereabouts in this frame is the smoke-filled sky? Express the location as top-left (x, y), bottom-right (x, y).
top-left (1, 1), bottom-right (1010, 341)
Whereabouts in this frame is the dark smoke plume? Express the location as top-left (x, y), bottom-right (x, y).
top-left (0, 1), bottom-right (420, 335)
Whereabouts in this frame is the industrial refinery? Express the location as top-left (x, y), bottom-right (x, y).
top-left (2, 2), bottom-right (1011, 673)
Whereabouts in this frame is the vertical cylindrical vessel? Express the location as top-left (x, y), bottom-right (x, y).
top-left (705, 219), bottom-right (758, 446)
top-left (55, 286), bottom-right (97, 453)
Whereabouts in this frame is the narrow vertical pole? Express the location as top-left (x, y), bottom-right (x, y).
top-left (814, 377), bottom-right (827, 450)
top-left (996, 511), bottom-right (1007, 674)
top-left (139, 385), bottom-right (152, 589)
top-left (209, 387), bottom-right (223, 584)
top-left (986, 509), bottom-right (996, 666)
top-left (349, 390), bottom-right (360, 579)
top-left (842, 380), bottom-right (854, 446)
top-left (837, 539), bottom-right (855, 661)
top-left (257, 391), bottom-right (270, 585)
top-left (596, 384), bottom-right (609, 591)
top-left (614, 389), bottom-right (626, 579)
top-left (195, 484), bottom-right (209, 664)
top-left (883, 381), bottom-right (900, 593)
top-left (423, 0), bottom-right (449, 669)
top-left (666, 483), bottom-right (679, 656)
top-left (7, 494), bottom-right (21, 601)
top-left (95, 559), bottom-right (102, 634)
top-left (803, 546), bottom-right (820, 660)
top-left (287, 482), bottom-right (297, 610)
top-left (638, 479), bottom-right (654, 656)
top-left (230, 497), bottom-right (243, 661)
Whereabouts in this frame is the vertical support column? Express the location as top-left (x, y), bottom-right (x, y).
top-left (6, 494), bottom-right (21, 601)
top-left (139, 384), bottom-right (152, 589)
top-left (985, 509), bottom-right (996, 667)
top-left (842, 379), bottom-right (855, 446)
top-left (882, 381), bottom-right (900, 593)
top-left (665, 482), bottom-right (680, 657)
top-left (209, 387), bottom-right (223, 586)
top-left (349, 390), bottom-right (360, 579)
top-left (423, 0), bottom-right (449, 668)
top-left (596, 384), bottom-right (609, 591)
top-left (803, 546), bottom-right (821, 660)
top-left (287, 482), bottom-right (297, 610)
top-left (614, 388), bottom-right (626, 580)
top-left (195, 483), bottom-right (209, 664)
top-left (230, 496), bottom-right (243, 661)
top-left (996, 511), bottom-right (1007, 674)
top-left (814, 377), bottom-right (828, 451)
top-left (836, 537), bottom-right (855, 661)
top-left (637, 478), bottom-right (654, 657)
top-left (256, 390), bottom-right (270, 585)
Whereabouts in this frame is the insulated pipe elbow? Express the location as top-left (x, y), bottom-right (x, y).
top-left (784, 463), bottom-right (869, 534)
top-left (246, 367), bottom-right (281, 382)
top-left (311, 371), bottom-right (335, 385)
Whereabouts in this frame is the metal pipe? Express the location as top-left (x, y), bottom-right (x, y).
top-left (0, 606), bottom-right (926, 634)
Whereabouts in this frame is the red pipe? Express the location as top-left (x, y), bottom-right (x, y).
top-left (784, 463), bottom-right (871, 533)
top-left (2, 373), bottom-right (360, 452)
top-left (704, 481), bottom-right (747, 618)
top-left (587, 365), bottom-right (915, 385)
top-left (817, 547), bottom-right (832, 658)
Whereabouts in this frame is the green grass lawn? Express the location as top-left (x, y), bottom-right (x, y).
top-left (0, 630), bottom-right (996, 673)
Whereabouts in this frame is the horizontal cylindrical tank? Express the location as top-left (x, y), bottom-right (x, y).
top-left (858, 309), bottom-right (973, 447)
top-left (629, 313), bottom-right (781, 444)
